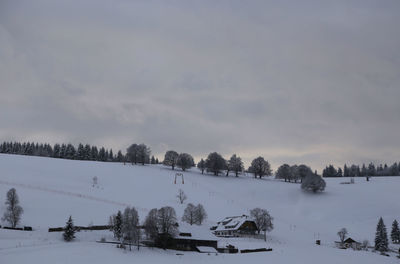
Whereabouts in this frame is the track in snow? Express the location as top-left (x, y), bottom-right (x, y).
top-left (0, 180), bottom-right (147, 212)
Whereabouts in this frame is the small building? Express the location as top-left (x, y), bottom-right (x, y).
top-left (211, 215), bottom-right (258, 237)
top-left (162, 223), bottom-right (219, 252)
top-left (335, 237), bottom-right (362, 250)
top-left (172, 233), bottom-right (218, 251)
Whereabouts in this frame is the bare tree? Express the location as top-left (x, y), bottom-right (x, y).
top-left (163, 150), bottom-right (179, 170)
top-left (144, 208), bottom-right (159, 240)
top-left (337, 228), bottom-right (348, 245)
top-left (177, 189), bottom-right (187, 204)
top-left (275, 164), bottom-right (291, 182)
top-left (297, 164), bottom-right (313, 183)
top-left (197, 159), bottom-right (206, 174)
top-left (195, 204), bottom-right (207, 225)
top-left (137, 144), bottom-right (151, 165)
top-left (227, 154), bottom-right (244, 177)
top-left (249, 157), bottom-right (272, 179)
top-left (362, 240), bottom-right (369, 251)
top-left (157, 206), bottom-right (178, 236)
top-left (122, 207), bottom-right (140, 251)
top-left (176, 153), bottom-right (195, 171)
top-left (127, 144), bottom-right (139, 164)
top-left (2, 188), bottom-right (23, 228)
top-left (182, 203), bottom-right (196, 225)
top-left (250, 208), bottom-right (273, 241)
top-left (205, 152), bottom-right (226, 176)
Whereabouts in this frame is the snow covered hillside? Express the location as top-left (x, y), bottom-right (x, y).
top-left (1, 154), bottom-right (399, 263)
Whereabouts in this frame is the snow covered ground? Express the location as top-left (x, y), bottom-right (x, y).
top-left (0, 154), bottom-right (399, 263)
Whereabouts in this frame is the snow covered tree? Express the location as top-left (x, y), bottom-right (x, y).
top-left (76, 143), bottom-right (85, 160)
top-left (368, 163), bottom-right (376, 176)
top-left (361, 240), bottom-right (369, 250)
top-left (375, 217), bottom-right (389, 252)
top-left (205, 152), bottom-right (226, 176)
top-left (113, 211), bottom-right (123, 241)
top-left (391, 219), bottom-right (400, 244)
top-left (249, 157), bottom-right (272, 179)
top-left (297, 164), bottom-right (313, 182)
top-left (63, 216), bottom-right (75, 242)
top-left (337, 228), bottom-right (348, 245)
top-left (301, 172), bottom-right (326, 193)
top-left (176, 153), bottom-right (195, 171)
top-left (182, 203), bottom-right (196, 225)
top-left (176, 189), bottom-right (187, 204)
top-left (276, 164), bottom-right (291, 182)
top-left (2, 188), bottom-right (23, 228)
top-left (197, 159), bottom-right (206, 174)
top-left (337, 167), bottom-right (343, 177)
top-left (227, 154), bottom-right (244, 177)
top-left (250, 208), bottom-right (273, 241)
top-left (194, 204), bottom-right (207, 225)
top-left (163, 150), bottom-right (179, 170)
top-left (122, 207), bottom-right (140, 250)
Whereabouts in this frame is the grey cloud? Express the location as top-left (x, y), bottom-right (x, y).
top-left (1, 0), bottom-right (400, 171)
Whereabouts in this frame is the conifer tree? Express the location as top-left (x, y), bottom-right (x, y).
top-left (375, 217), bottom-right (389, 252)
top-left (391, 219), bottom-right (400, 244)
top-left (63, 216), bottom-right (75, 241)
top-left (114, 211), bottom-right (123, 241)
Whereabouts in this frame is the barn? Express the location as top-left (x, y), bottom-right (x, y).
top-left (211, 215), bottom-right (258, 237)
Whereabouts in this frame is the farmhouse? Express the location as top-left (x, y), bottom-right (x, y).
top-left (211, 215), bottom-right (258, 237)
top-left (335, 237), bottom-right (362, 250)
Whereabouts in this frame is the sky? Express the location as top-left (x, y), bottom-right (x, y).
top-left (0, 0), bottom-right (400, 171)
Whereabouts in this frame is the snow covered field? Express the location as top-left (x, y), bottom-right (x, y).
top-left (0, 154), bottom-right (399, 263)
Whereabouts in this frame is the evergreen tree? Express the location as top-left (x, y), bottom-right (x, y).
top-left (375, 217), bottom-right (389, 252)
top-left (368, 163), bottom-right (376, 176)
top-left (391, 219), bottom-right (400, 244)
top-left (337, 167), bottom-right (343, 177)
top-left (85, 144), bottom-right (93, 160)
top-left (117, 151), bottom-right (124, 162)
top-left (343, 164), bottom-right (349, 177)
top-left (63, 216), bottom-right (75, 241)
top-left (114, 211), bottom-right (123, 241)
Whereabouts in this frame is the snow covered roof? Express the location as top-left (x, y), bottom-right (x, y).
top-left (196, 246), bottom-right (218, 253)
top-left (177, 222), bottom-right (218, 241)
top-left (213, 215), bottom-right (254, 232)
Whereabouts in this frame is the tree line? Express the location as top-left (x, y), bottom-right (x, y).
top-left (323, 162), bottom-right (400, 178)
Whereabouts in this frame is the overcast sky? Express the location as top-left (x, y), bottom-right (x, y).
top-left (1, 0), bottom-right (399, 171)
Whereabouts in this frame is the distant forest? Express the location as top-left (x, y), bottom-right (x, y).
top-left (322, 163), bottom-right (400, 177)
top-left (1, 141), bottom-right (398, 177)
top-left (0, 141), bottom-right (133, 163)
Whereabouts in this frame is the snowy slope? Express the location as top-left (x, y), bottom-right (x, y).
top-left (0, 154), bottom-right (399, 263)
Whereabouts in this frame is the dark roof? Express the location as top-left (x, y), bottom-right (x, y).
top-left (344, 237), bottom-right (359, 244)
